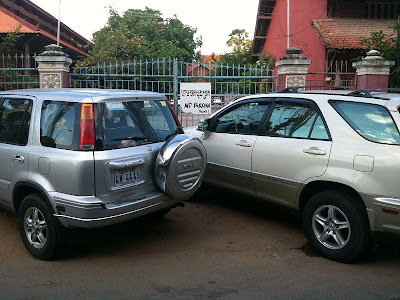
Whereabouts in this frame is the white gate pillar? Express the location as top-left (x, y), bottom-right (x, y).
top-left (275, 47), bottom-right (311, 90)
top-left (35, 44), bottom-right (72, 88)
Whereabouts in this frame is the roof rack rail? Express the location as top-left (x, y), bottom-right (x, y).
top-left (347, 88), bottom-right (400, 98)
top-left (278, 86), bottom-right (349, 93)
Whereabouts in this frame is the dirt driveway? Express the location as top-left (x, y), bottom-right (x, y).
top-left (1, 184), bottom-right (399, 299)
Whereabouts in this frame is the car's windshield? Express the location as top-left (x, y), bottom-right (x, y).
top-left (99, 99), bottom-right (178, 150)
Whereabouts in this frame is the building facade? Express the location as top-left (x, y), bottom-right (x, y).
top-left (252, 0), bottom-right (399, 87)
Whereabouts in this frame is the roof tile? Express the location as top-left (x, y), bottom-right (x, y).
top-left (0, 10), bottom-right (36, 33)
top-left (311, 19), bottom-right (396, 49)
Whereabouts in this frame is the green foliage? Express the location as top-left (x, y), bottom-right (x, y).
top-left (0, 25), bottom-right (22, 52)
top-left (0, 70), bottom-right (38, 91)
top-left (220, 29), bottom-right (253, 65)
top-left (258, 50), bottom-right (276, 69)
top-left (79, 7), bottom-right (201, 65)
top-left (361, 22), bottom-right (400, 87)
top-left (212, 30), bottom-right (275, 95)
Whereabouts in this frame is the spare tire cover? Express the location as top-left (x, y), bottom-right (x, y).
top-left (155, 134), bottom-right (206, 200)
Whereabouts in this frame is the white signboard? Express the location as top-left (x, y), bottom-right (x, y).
top-left (180, 82), bottom-right (211, 114)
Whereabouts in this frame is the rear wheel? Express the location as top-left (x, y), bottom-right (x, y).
top-left (303, 190), bottom-right (370, 262)
top-left (18, 194), bottom-right (61, 260)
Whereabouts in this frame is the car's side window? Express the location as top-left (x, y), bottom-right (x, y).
top-left (0, 98), bottom-right (32, 145)
top-left (40, 101), bottom-right (80, 150)
top-left (310, 115), bottom-right (329, 140)
top-left (214, 102), bottom-right (269, 134)
top-left (265, 101), bottom-right (329, 140)
top-left (330, 100), bottom-right (400, 145)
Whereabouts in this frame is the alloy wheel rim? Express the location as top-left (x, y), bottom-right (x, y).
top-left (24, 207), bottom-right (47, 249)
top-left (312, 205), bottom-right (351, 250)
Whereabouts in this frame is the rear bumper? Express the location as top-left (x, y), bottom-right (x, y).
top-left (49, 191), bottom-right (178, 228)
top-left (362, 194), bottom-right (400, 237)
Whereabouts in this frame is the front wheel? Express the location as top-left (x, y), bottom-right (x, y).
top-left (303, 190), bottom-right (370, 263)
top-left (18, 194), bottom-right (61, 260)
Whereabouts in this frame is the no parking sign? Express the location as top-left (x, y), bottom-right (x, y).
top-left (180, 82), bottom-right (211, 114)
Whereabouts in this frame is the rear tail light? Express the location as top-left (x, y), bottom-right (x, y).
top-left (79, 103), bottom-right (95, 151)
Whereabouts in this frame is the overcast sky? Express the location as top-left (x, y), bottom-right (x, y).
top-left (29, 0), bottom-right (259, 55)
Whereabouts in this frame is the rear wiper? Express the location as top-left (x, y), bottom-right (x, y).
top-left (110, 136), bottom-right (148, 142)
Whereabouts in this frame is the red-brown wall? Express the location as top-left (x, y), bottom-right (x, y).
top-left (264, 0), bottom-right (327, 82)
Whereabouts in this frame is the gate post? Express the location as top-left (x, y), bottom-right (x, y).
top-left (352, 50), bottom-right (395, 89)
top-left (35, 44), bottom-right (72, 88)
top-left (275, 47), bottom-right (311, 91)
top-left (173, 58), bottom-right (179, 114)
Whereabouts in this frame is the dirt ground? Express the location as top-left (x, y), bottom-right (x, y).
top-left (1, 184), bottom-right (400, 299)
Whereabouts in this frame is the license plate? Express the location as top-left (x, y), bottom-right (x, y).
top-left (114, 167), bottom-right (140, 187)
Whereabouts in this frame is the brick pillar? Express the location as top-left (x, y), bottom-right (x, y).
top-left (35, 44), bottom-right (72, 88)
top-left (352, 50), bottom-right (395, 90)
top-left (275, 47), bottom-right (311, 91)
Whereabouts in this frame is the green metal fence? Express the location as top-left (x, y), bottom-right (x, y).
top-left (0, 53), bottom-right (39, 90)
top-left (70, 58), bottom-right (278, 126)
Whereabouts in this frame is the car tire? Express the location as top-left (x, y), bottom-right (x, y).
top-left (18, 194), bottom-right (61, 260)
top-left (303, 190), bottom-right (370, 263)
top-left (155, 134), bottom-right (206, 201)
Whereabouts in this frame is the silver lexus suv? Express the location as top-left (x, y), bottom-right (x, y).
top-left (0, 89), bottom-right (206, 260)
top-left (185, 87), bottom-right (400, 262)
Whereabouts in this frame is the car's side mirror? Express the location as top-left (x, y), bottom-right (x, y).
top-left (197, 118), bottom-right (205, 131)
top-left (203, 118), bottom-right (213, 132)
top-left (202, 118), bottom-right (213, 140)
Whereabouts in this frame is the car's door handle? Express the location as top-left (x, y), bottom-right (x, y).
top-left (236, 140), bottom-right (252, 147)
top-left (13, 155), bottom-right (25, 163)
top-left (303, 147), bottom-right (326, 155)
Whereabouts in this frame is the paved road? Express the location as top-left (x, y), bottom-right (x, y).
top-left (1, 184), bottom-right (399, 299)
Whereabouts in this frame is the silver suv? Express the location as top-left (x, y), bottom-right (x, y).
top-left (0, 89), bottom-right (206, 260)
top-left (185, 87), bottom-right (400, 262)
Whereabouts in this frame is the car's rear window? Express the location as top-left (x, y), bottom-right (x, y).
top-left (330, 100), bottom-right (400, 145)
top-left (98, 99), bottom-right (179, 150)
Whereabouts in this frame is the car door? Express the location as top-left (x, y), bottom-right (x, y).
top-left (252, 98), bottom-right (332, 208)
top-left (0, 97), bottom-right (33, 208)
top-left (202, 99), bottom-right (271, 195)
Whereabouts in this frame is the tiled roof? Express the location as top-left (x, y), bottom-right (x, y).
top-left (311, 18), bottom-right (396, 49)
top-left (0, 10), bottom-right (36, 33)
top-left (0, 1), bottom-right (92, 56)
top-left (202, 53), bottom-right (220, 63)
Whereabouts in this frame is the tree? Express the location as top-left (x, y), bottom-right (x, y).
top-left (220, 29), bottom-right (253, 64)
top-left (361, 22), bottom-right (400, 87)
top-left (0, 25), bottom-right (22, 52)
top-left (79, 7), bottom-right (202, 65)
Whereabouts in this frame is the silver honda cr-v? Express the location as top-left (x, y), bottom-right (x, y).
top-left (0, 89), bottom-right (206, 260)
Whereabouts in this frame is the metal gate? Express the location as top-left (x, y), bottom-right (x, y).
top-left (0, 53), bottom-right (39, 91)
top-left (70, 58), bottom-right (277, 127)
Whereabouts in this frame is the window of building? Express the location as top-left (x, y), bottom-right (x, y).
top-left (365, 2), bottom-right (400, 19)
